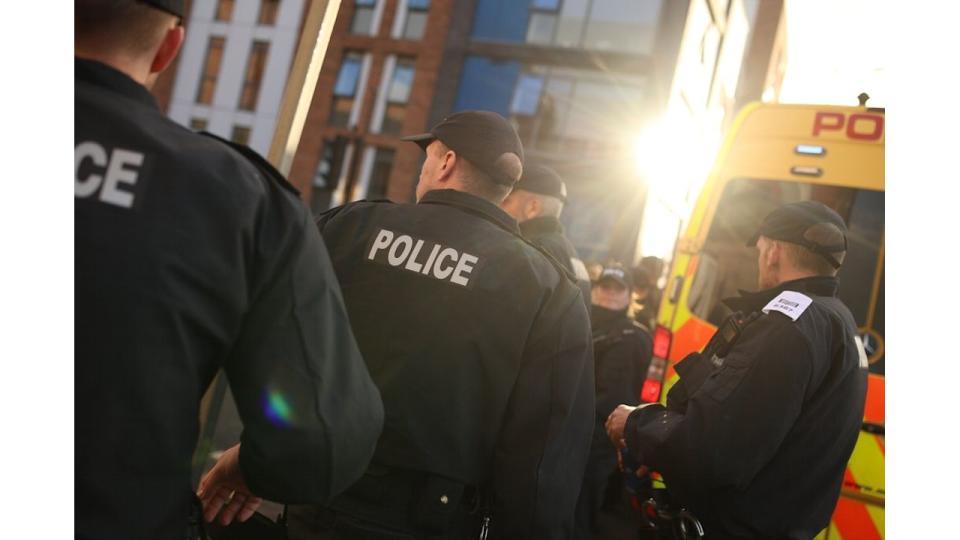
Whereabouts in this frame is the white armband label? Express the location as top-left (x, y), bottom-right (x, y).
top-left (762, 291), bottom-right (813, 321)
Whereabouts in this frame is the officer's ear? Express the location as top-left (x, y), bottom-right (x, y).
top-left (436, 149), bottom-right (458, 183)
top-left (525, 196), bottom-right (542, 220)
top-left (150, 23), bottom-right (185, 75)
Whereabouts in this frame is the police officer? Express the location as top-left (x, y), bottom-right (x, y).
top-left (500, 164), bottom-right (592, 307)
top-left (75, 2), bottom-right (384, 539)
top-left (606, 201), bottom-right (868, 540)
top-left (286, 111), bottom-right (595, 540)
top-left (575, 264), bottom-right (652, 540)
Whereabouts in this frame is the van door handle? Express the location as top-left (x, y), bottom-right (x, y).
top-left (669, 275), bottom-right (684, 304)
top-left (861, 421), bottom-right (884, 436)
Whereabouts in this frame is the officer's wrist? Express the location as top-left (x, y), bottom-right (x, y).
top-left (625, 403), bottom-right (664, 462)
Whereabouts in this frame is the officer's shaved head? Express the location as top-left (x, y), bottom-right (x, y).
top-left (421, 140), bottom-right (512, 204)
top-left (76, 0), bottom-right (175, 55)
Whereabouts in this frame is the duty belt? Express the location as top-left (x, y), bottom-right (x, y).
top-left (295, 465), bottom-right (488, 537)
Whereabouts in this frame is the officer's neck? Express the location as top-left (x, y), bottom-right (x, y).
top-left (75, 50), bottom-right (154, 88)
top-left (774, 267), bottom-right (819, 287)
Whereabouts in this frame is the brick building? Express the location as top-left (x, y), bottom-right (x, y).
top-left (153, 0), bottom-right (786, 263)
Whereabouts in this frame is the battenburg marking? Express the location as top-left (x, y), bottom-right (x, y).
top-left (367, 228), bottom-right (479, 287)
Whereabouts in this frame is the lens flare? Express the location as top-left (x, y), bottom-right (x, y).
top-left (264, 390), bottom-right (293, 427)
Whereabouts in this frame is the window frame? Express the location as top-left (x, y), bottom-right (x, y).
top-left (214, 0), bottom-right (235, 21)
top-left (238, 41), bottom-right (270, 111)
top-left (257, 0), bottom-right (281, 26)
top-left (196, 36), bottom-right (226, 105)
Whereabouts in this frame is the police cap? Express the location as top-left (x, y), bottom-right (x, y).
top-left (402, 110), bottom-right (524, 186)
top-left (513, 164), bottom-right (567, 203)
top-left (140, 0), bottom-right (184, 17)
top-left (596, 263), bottom-right (632, 289)
top-left (748, 200), bottom-right (848, 269)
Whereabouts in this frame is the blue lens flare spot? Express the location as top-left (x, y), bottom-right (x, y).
top-left (264, 391), bottom-right (293, 427)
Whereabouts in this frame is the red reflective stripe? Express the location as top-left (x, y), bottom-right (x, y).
top-left (833, 498), bottom-right (881, 540)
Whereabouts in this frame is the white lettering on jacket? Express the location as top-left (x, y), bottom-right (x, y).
top-left (75, 141), bottom-right (143, 209)
top-left (367, 228), bottom-right (479, 287)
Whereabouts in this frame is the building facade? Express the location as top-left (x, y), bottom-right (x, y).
top-left (153, 0), bottom-right (786, 264)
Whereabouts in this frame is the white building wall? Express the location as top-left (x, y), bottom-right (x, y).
top-left (168, 0), bottom-right (306, 157)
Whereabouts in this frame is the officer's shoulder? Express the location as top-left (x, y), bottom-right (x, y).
top-left (192, 131), bottom-right (301, 197)
top-left (617, 318), bottom-right (652, 341)
top-left (759, 290), bottom-right (816, 324)
top-left (506, 233), bottom-right (580, 291)
top-left (316, 198), bottom-right (397, 224)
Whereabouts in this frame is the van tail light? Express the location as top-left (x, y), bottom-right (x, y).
top-left (640, 325), bottom-right (672, 403)
top-left (640, 379), bottom-right (662, 403)
top-left (652, 325), bottom-right (672, 359)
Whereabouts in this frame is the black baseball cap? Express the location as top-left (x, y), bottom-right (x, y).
top-left (402, 110), bottom-right (524, 186)
top-left (140, 0), bottom-right (185, 17)
top-left (596, 264), bottom-right (632, 289)
top-left (513, 164), bottom-right (567, 203)
top-left (747, 200), bottom-right (848, 269)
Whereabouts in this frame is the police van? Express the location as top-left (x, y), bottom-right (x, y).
top-left (640, 102), bottom-right (885, 539)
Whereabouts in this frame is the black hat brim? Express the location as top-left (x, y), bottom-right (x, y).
top-left (400, 132), bottom-right (436, 151)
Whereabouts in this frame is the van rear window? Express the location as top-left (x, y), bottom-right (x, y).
top-left (688, 178), bottom-right (885, 374)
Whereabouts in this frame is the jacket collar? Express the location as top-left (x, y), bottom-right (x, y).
top-left (75, 57), bottom-right (159, 110)
top-left (419, 189), bottom-right (520, 234)
top-left (722, 276), bottom-right (840, 313)
top-left (519, 216), bottom-right (563, 237)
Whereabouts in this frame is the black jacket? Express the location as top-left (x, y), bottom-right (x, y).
top-left (624, 277), bottom-right (867, 539)
top-left (585, 305), bottom-right (652, 480)
top-left (591, 306), bottom-right (652, 445)
top-left (75, 59), bottom-right (383, 540)
top-left (519, 216), bottom-right (593, 310)
top-left (310, 190), bottom-right (595, 539)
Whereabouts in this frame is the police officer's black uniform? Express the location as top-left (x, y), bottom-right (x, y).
top-left (575, 271), bottom-right (652, 540)
top-left (286, 111), bottom-right (595, 540)
top-left (288, 188), bottom-right (595, 539)
top-left (510, 164), bottom-right (592, 307)
top-left (619, 202), bottom-right (868, 540)
top-left (75, 54), bottom-right (383, 540)
top-left (520, 216), bottom-right (593, 306)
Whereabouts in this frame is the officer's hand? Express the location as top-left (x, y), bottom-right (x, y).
top-left (605, 404), bottom-right (638, 448)
top-left (197, 444), bottom-right (263, 525)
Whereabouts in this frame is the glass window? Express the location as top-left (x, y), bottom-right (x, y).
top-left (583, 0), bottom-right (663, 54)
top-left (471, 0), bottom-right (530, 42)
top-left (688, 179), bottom-right (886, 330)
top-left (215, 0), bottom-right (234, 21)
top-left (380, 57), bottom-right (416, 135)
top-left (311, 137), bottom-right (348, 214)
top-left (387, 59), bottom-right (415, 103)
top-left (403, 0), bottom-right (429, 40)
top-left (333, 53), bottom-right (363, 97)
top-left (189, 118), bottom-right (208, 131)
top-left (563, 76), bottom-right (643, 139)
top-left (257, 0), bottom-right (281, 25)
top-left (532, 0), bottom-right (560, 8)
top-left (331, 52), bottom-right (364, 128)
top-left (366, 148), bottom-right (396, 200)
top-left (351, 0), bottom-right (377, 35)
top-left (526, 12), bottom-right (557, 44)
top-left (453, 56), bottom-right (521, 116)
top-left (196, 36), bottom-right (226, 105)
top-left (238, 41), bottom-right (270, 111)
top-left (231, 125), bottom-right (251, 145)
top-left (555, 0), bottom-right (590, 48)
top-left (510, 74), bottom-right (545, 116)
